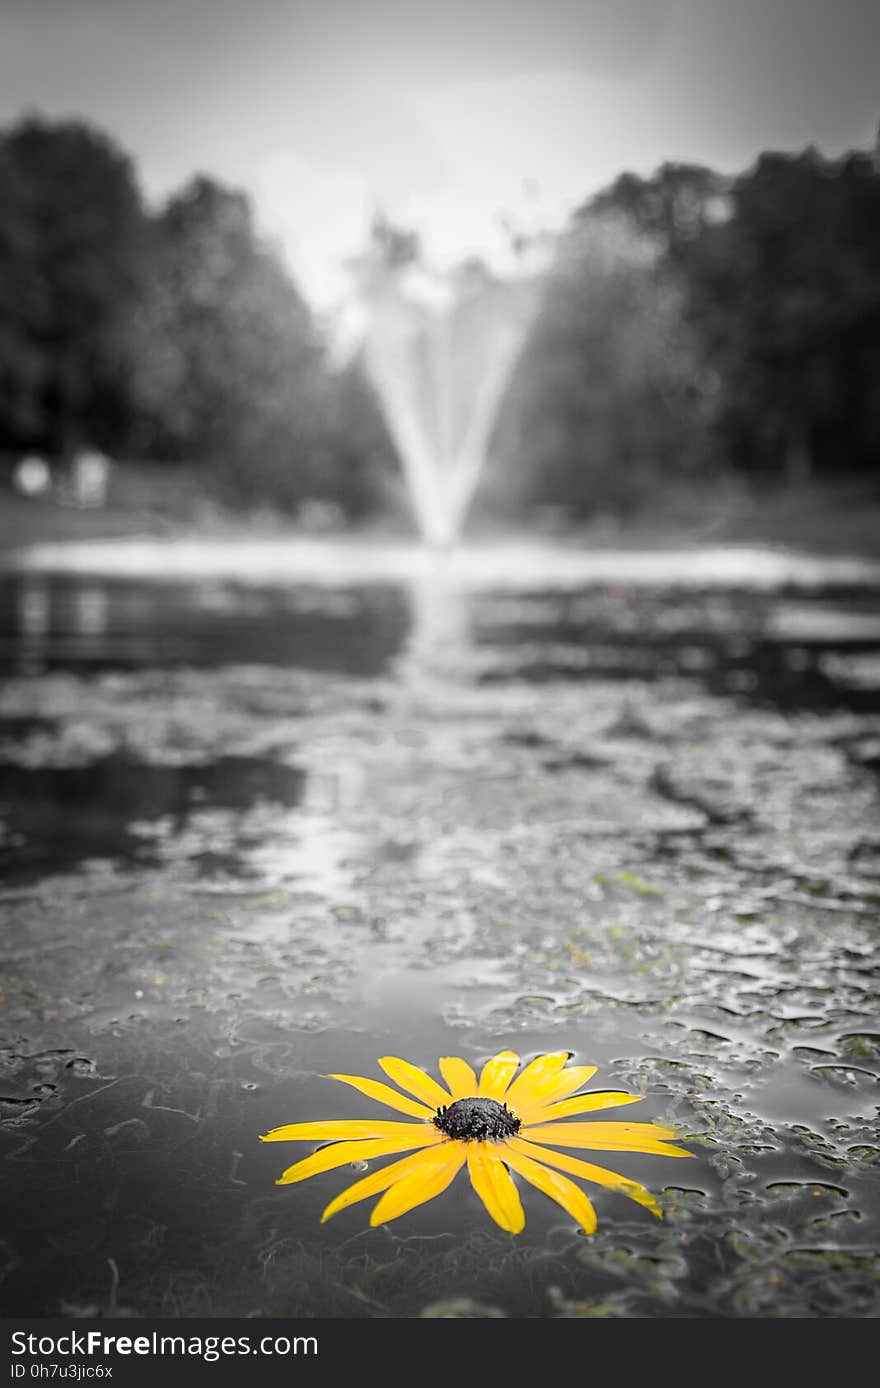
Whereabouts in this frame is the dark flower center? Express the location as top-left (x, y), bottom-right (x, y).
top-left (433, 1096), bottom-right (521, 1142)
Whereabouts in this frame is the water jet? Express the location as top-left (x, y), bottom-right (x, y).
top-left (339, 257), bottom-right (538, 548)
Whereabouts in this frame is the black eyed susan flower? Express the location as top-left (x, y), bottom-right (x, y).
top-left (260, 1050), bottom-right (693, 1234)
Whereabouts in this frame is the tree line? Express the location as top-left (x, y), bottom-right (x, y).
top-left (1, 114), bottom-right (878, 526)
top-left (488, 137), bottom-right (880, 520)
top-left (0, 116), bottom-right (392, 520)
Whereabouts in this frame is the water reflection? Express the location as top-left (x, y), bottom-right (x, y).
top-left (3, 568), bottom-right (880, 711)
top-left (1, 545), bottom-right (879, 1319)
top-left (470, 586), bottom-right (880, 712)
top-left (15, 575), bottom-right (50, 674)
top-left (71, 583), bottom-right (108, 641)
top-left (396, 559), bottom-right (473, 690)
top-left (0, 750), bottom-right (306, 882)
top-left (3, 991), bottom-right (876, 1318)
top-left (0, 574), bottom-right (410, 677)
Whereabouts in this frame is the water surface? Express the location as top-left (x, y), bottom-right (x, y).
top-left (1, 540), bottom-right (878, 1318)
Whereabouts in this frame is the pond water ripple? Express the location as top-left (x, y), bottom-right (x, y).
top-left (0, 543), bottom-right (878, 1317)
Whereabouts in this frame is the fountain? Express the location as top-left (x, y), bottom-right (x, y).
top-left (337, 252), bottom-right (539, 548)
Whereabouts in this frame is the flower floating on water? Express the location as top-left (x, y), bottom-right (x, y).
top-left (260, 1050), bottom-right (692, 1233)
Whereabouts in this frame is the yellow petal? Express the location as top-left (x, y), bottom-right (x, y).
top-left (260, 1119), bottom-right (431, 1143)
top-left (508, 1137), bottom-right (662, 1217)
top-left (512, 1065), bottom-right (603, 1119)
top-left (500, 1052), bottom-right (570, 1107)
top-left (501, 1144), bottom-right (598, 1234)
top-left (466, 1143), bottom-right (525, 1233)
top-left (438, 1056), bottom-right (478, 1100)
top-left (506, 1054), bottom-right (596, 1111)
top-left (523, 1091), bottom-right (644, 1123)
top-left (521, 1121), bottom-right (694, 1156)
top-left (378, 1056), bottom-right (451, 1109)
top-left (369, 1145), bottom-right (466, 1225)
top-left (326, 1073), bottom-right (433, 1118)
top-left (477, 1050), bottom-right (520, 1098)
top-left (322, 1145), bottom-right (456, 1221)
top-left (277, 1131), bottom-right (441, 1185)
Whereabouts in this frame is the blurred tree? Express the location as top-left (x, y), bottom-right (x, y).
top-left (133, 175), bottom-right (392, 518)
top-left (4, 111), bottom-right (875, 527)
top-left (589, 163), bottom-right (731, 258)
top-left (366, 210), bottom-right (422, 271)
top-left (318, 359), bottom-right (402, 521)
top-left (688, 149), bottom-right (880, 479)
top-left (0, 142), bottom-right (47, 445)
top-left (0, 117), bottom-right (148, 458)
top-left (586, 150), bottom-right (880, 484)
top-left (134, 177), bottom-right (321, 495)
top-left (485, 212), bottom-right (718, 520)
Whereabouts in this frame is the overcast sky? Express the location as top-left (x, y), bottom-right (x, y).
top-left (1, 0), bottom-right (878, 304)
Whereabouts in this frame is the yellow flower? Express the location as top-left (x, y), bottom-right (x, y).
top-left (260, 1050), bottom-right (693, 1234)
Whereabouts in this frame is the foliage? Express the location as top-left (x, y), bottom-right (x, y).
top-left (485, 212), bottom-right (718, 519)
top-left (586, 151), bottom-right (880, 482)
top-left (0, 114), bottom-right (877, 526)
top-left (0, 118), bottom-right (394, 520)
top-left (132, 175), bottom-right (328, 507)
top-left (0, 117), bottom-right (148, 457)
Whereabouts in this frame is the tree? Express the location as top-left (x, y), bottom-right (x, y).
top-left (689, 149), bottom-right (880, 479)
top-left (0, 117), bottom-right (148, 458)
top-left (587, 163), bottom-right (731, 260)
top-left (483, 212), bottom-right (718, 520)
top-left (0, 141), bottom-right (47, 446)
top-left (133, 175), bottom-right (396, 519)
top-left (586, 148), bottom-right (880, 483)
top-left (133, 177), bottom-right (323, 497)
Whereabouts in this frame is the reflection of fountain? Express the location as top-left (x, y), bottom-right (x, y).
top-left (395, 557), bottom-right (472, 692)
top-left (343, 260), bottom-right (537, 548)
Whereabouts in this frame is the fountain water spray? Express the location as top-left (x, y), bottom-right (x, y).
top-left (334, 255), bottom-right (539, 548)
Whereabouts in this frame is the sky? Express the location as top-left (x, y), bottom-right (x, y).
top-left (1, 0), bottom-right (878, 306)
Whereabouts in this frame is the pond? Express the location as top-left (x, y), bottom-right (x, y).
top-left (1, 538), bottom-right (879, 1318)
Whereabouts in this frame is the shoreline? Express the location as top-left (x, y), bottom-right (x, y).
top-left (2, 475), bottom-right (880, 566)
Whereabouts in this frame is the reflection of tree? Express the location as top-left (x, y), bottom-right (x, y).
top-left (14, 577), bottom-right (109, 673)
top-left (16, 577), bottom-right (50, 675)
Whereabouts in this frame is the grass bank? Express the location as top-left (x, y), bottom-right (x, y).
top-left (2, 464), bottom-right (879, 561)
